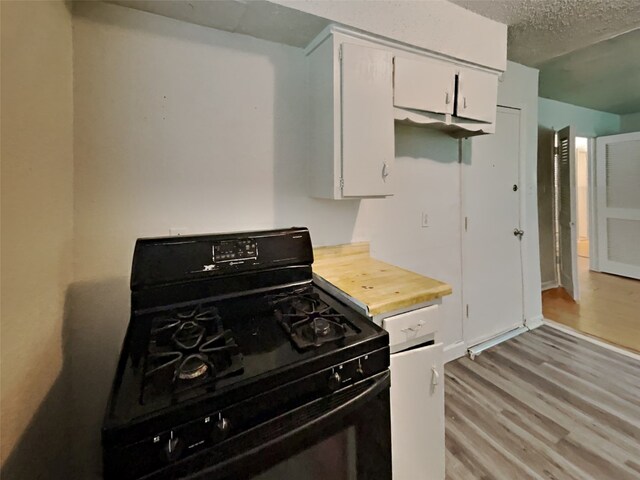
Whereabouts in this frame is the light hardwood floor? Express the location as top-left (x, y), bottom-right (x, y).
top-left (542, 257), bottom-right (640, 353)
top-left (445, 325), bottom-right (640, 480)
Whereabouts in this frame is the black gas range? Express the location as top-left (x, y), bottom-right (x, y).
top-left (102, 228), bottom-right (391, 480)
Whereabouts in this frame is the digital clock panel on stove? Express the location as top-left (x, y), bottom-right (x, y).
top-left (212, 239), bottom-right (257, 264)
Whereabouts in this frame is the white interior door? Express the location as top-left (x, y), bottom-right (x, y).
top-left (390, 343), bottom-right (444, 480)
top-left (462, 106), bottom-right (524, 347)
top-left (557, 126), bottom-right (580, 300)
top-left (596, 131), bottom-right (640, 279)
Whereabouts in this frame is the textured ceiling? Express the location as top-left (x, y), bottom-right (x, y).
top-left (447, 0), bottom-right (640, 66)
top-left (538, 28), bottom-right (640, 114)
top-left (448, 0), bottom-right (640, 114)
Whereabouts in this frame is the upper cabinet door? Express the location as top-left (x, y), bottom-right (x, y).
top-left (341, 43), bottom-right (394, 197)
top-left (456, 67), bottom-right (498, 124)
top-left (394, 56), bottom-right (456, 115)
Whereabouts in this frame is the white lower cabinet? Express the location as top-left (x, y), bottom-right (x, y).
top-left (382, 306), bottom-right (445, 480)
top-left (390, 342), bottom-right (444, 480)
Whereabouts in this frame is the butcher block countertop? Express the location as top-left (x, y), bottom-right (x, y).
top-left (312, 242), bottom-right (452, 317)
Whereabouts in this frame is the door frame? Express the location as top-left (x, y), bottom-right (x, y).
top-left (587, 137), bottom-right (599, 270)
top-left (460, 105), bottom-right (526, 347)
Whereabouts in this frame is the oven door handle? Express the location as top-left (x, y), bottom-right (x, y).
top-left (179, 370), bottom-right (391, 480)
top-left (241, 369), bottom-right (390, 451)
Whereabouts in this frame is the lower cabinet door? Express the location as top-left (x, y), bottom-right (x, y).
top-left (390, 342), bottom-right (444, 480)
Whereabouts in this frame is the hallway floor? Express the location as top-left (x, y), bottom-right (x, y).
top-left (542, 257), bottom-right (640, 353)
top-left (445, 326), bottom-right (640, 480)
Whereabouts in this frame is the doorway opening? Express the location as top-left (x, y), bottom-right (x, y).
top-left (542, 130), bottom-right (640, 353)
top-left (575, 137), bottom-right (590, 262)
top-left (550, 132), bottom-right (592, 301)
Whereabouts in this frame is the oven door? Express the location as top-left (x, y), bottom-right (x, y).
top-left (162, 370), bottom-right (391, 480)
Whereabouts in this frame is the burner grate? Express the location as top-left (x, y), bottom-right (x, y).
top-left (272, 292), bottom-right (360, 350)
top-left (142, 305), bottom-right (243, 402)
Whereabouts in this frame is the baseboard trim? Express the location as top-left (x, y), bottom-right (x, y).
top-left (544, 319), bottom-right (640, 361)
top-left (541, 281), bottom-right (558, 291)
top-left (467, 326), bottom-right (528, 360)
top-left (525, 314), bottom-right (544, 330)
top-left (444, 341), bottom-right (466, 364)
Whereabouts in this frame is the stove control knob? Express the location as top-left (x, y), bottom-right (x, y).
top-left (164, 435), bottom-right (183, 462)
top-left (356, 364), bottom-right (365, 378)
top-left (328, 371), bottom-right (342, 391)
top-left (212, 416), bottom-right (230, 443)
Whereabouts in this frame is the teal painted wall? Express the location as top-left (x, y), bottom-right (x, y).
top-left (538, 97), bottom-right (621, 138)
top-left (620, 112), bottom-right (640, 134)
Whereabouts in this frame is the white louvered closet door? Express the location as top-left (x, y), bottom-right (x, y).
top-left (557, 126), bottom-right (579, 300)
top-left (596, 132), bottom-right (640, 279)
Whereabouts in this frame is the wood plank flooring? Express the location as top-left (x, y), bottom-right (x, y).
top-left (445, 325), bottom-right (640, 480)
top-left (543, 257), bottom-right (640, 353)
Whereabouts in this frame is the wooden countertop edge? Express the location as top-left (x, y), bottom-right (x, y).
top-left (312, 242), bottom-right (453, 316)
top-left (366, 285), bottom-right (453, 316)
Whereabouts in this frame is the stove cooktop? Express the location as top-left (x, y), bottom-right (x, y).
top-left (103, 284), bottom-right (386, 445)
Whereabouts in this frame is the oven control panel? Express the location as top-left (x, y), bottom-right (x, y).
top-left (212, 239), bottom-right (257, 264)
top-left (131, 228), bottom-right (314, 289)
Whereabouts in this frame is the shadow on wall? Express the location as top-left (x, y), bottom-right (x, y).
top-left (1, 278), bottom-right (129, 480)
top-left (1, 375), bottom-right (70, 480)
top-left (64, 278), bottom-right (130, 479)
top-left (1, 297), bottom-right (72, 480)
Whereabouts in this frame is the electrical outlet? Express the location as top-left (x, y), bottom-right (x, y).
top-left (169, 228), bottom-right (188, 236)
top-left (421, 212), bottom-right (429, 228)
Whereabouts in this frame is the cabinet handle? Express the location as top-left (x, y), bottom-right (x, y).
top-left (445, 91), bottom-right (450, 105)
top-left (463, 97), bottom-right (467, 109)
top-left (431, 367), bottom-right (439, 390)
top-left (382, 162), bottom-right (389, 180)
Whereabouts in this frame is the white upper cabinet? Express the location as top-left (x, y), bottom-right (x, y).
top-left (306, 26), bottom-right (504, 199)
top-left (307, 33), bottom-right (395, 199)
top-left (456, 67), bottom-right (498, 124)
top-left (341, 43), bottom-right (394, 197)
top-left (393, 54), bottom-right (499, 136)
top-left (394, 56), bottom-right (456, 115)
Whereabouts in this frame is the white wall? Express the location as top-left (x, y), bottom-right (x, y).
top-left (356, 128), bottom-right (463, 347)
top-left (0, 1), bottom-right (74, 478)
